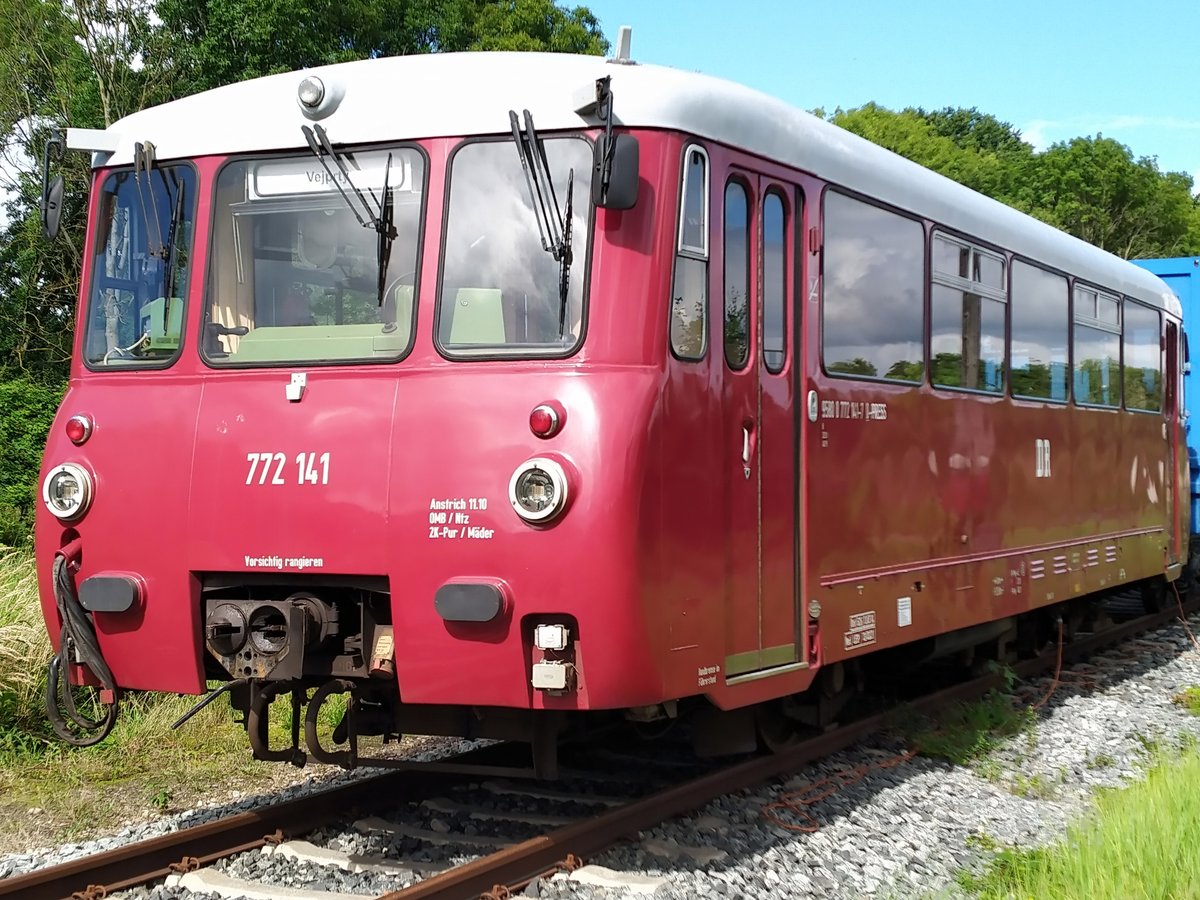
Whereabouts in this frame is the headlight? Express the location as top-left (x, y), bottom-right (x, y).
top-left (508, 457), bottom-right (569, 524)
top-left (42, 463), bottom-right (94, 521)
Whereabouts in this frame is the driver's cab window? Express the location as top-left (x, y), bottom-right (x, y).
top-left (204, 148), bottom-right (425, 365)
top-left (437, 137), bottom-right (591, 358)
top-left (83, 164), bottom-right (196, 368)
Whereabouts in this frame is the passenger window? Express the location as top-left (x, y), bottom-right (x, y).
top-left (930, 234), bottom-right (1007, 393)
top-left (671, 147), bottom-right (709, 360)
top-left (1073, 284), bottom-right (1121, 407)
top-left (1123, 300), bottom-right (1161, 412)
top-left (823, 193), bottom-right (924, 382)
top-left (1010, 261), bottom-right (1068, 401)
top-left (723, 181), bottom-right (750, 369)
top-left (762, 191), bottom-right (787, 374)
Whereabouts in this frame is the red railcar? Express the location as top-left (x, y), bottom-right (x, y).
top-left (36, 47), bottom-right (1184, 769)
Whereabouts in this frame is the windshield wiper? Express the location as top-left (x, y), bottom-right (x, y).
top-left (508, 109), bottom-right (574, 337)
top-left (133, 143), bottom-right (185, 331)
top-left (160, 171), bottom-right (186, 329)
top-left (377, 153), bottom-right (397, 309)
top-left (300, 124), bottom-right (395, 307)
top-left (301, 124), bottom-right (377, 229)
top-left (132, 141), bottom-right (166, 259)
top-left (558, 170), bottom-right (573, 337)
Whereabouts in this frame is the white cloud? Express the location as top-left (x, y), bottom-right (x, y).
top-left (1020, 114), bottom-right (1200, 148)
top-left (1019, 115), bottom-right (1200, 195)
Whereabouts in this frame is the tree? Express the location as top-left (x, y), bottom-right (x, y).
top-left (1011, 136), bottom-right (1200, 259)
top-left (918, 106), bottom-right (1029, 156)
top-left (832, 103), bottom-right (1200, 259)
top-left (0, 0), bottom-right (609, 386)
top-left (828, 357), bottom-right (877, 377)
top-left (831, 103), bottom-right (1012, 199)
top-left (151, 0), bottom-right (607, 97)
top-left (0, 0), bottom-right (109, 384)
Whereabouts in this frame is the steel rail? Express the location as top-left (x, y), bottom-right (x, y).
top-left (378, 599), bottom-right (1200, 900)
top-left (2, 600), bottom-right (1192, 900)
top-left (0, 744), bottom-right (528, 900)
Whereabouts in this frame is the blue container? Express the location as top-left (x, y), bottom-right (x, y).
top-left (1132, 256), bottom-right (1200, 535)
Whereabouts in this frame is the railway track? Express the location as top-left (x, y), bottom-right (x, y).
top-left (5, 594), bottom-right (1196, 900)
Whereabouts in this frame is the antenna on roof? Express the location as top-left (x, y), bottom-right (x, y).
top-left (611, 26), bottom-right (634, 64)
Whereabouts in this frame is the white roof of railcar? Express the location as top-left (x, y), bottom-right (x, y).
top-left (91, 52), bottom-right (1179, 316)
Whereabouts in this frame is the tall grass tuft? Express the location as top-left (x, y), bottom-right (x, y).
top-left (0, 546), bottom-right (54, 752)
top-left (965, 748), bottom-right (1200, 899)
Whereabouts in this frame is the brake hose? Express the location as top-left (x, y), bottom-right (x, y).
top-left (45, 554), bottom-right (120, 746)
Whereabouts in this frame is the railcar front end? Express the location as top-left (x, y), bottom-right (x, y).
top-left (35, 59), bottom-right (704, 773)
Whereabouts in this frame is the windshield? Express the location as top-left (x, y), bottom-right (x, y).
top-left (437, 137), bottom-right (590, 357)
top-left (203, 148), bottom-right (425, 365)
top-left (83, 165), bottom-right (196, 368)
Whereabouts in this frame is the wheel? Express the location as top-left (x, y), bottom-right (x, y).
top-left (756, 701), bottom-right (808, 753)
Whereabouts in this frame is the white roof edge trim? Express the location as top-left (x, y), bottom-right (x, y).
top-left (85, 51), bottom-right (1180, 319)
top-left (67, 128), bottom-right (121, 153)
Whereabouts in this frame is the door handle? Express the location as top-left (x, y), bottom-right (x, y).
top-left (742, 425), bottom-right (752, 479)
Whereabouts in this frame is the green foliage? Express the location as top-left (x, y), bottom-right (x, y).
top-left (0, 0), bottom-right (608, 390)
top-left (1014, 135), bottom-right (1200, 259)
top-left (1010, 768), bottom-right (1064, 800)
top-left (1088, 752), bottom-right (1116, 770)
top-left (0, 379), bottom-right (63, 545)
top-left (828, 357), bottom-right (877, 377)
top-left (919, 106), bottom-right (1029, 156)
top-left (961, 749), bottom-right (1200, 899)
top-left (1172, 685), bottom-right (1200, 715)
top-left (152, 0), bottom-right (607, 96)
top-left (907, 690), bottom-right (1035, 766)
top-left (833, 104), bottom-right (1200, 259)
top-left (0, 548), bottom-right (52, 750)
top-left (832, 103), bottom-right (1016, 199)
top-left (884, 359), bottom-right (922, 381)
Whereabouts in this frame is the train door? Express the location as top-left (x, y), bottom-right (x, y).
top-left (1167, 320), bottom-right (1183, 566)
top-left (722, 168), bottom-right (802, 678)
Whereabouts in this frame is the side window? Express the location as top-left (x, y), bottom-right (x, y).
top-left (670, 146), bottom-right (709, 360)
top-left (723, 180), bottom-right (750, 369)
top-left (1123, 300), bottom-right (1161, 412)
top-left (823, 192), bottom-right (924, 381)
top-left (762, 191), bottom-right (787, 374)
top-left (1073, 285), bottom-right (1121, 407)
top-left (930, 234), bottom-right (1006, 393)
top-left (1010, 261), bottom-right (1068, 401)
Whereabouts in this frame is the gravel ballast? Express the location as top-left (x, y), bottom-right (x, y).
top-left (4, 615), bottom-right (1199, 899)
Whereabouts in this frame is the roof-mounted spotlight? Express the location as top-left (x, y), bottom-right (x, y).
top-left (296, 73), bottom-right (345, 121)
top-left (297, 76), bottom-right (325, 109)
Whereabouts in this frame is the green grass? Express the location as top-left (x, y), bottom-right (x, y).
top-left (0, 546), bottom-right (317, 851)
top-left (1010, 769), bottom-right (1063, 800)
top-left (961, 749), bottom-right (1200, 899)
top-left (1172, 685), bottom-right (1200, 715)
top-left (905, 689), bottom-right (1036, 766)
top-left (0, 545), bottom-right (408, 852)
top-left (0, 546), bottom-right (53, 752)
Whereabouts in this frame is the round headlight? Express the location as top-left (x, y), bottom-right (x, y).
top-left (42, 463), bottom-right (94, 521)
top-left (508, 458), bottom-right (569, 524)
top-left (297, 76), bottom-right (325, 109)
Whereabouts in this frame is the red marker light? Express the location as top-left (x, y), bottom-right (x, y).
top-left (529, 404), bottom-right (562, 438)
top-left (65, 415), bottom-right (93, 445)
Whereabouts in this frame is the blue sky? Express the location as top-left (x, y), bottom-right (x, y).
top-left (585, 1), bottom-right (1200, 191)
